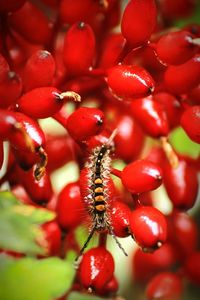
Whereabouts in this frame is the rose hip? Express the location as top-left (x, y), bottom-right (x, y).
top-left (114, 114), bottom-right (145, 161)
top-left (130, 206), bottom-right (167, 251)
top-left (163, 157), bottom-right (198, 210)
top-left (17, 167), bottom-right (53, 205)
top-left (130, 96), bottom-right (169, 138)
top-left (41, 221), bottom-right (61, 256)
top-left (0, 0), bottom-right (25, 12)
top-left (184, 252), bottom-right (200, 285)
top-left (110, 201), bottom-right (131, 238)
top-left (164, 54), bottom-right (200, 95)
top-left (23, 50), bottom-right (56, 92)
top-left (133, 243), bottom-right (177, 283)
top-left (121, 159), bottom-right (163, 194)
top-left (9, 2), bottom-right (52, 45)
top-left (56, 182), bottom-right (84, 231)
top-left (63, 22), bottom-right (95, 76)
top-left (78, 247), bottom-right (115, 292)
top-left (155, 30), bottom-right (199, 65)
top-left (107, 65), bottom-right (155, 100)
top-left (168, 211), bottom-right (198, 258)
top-left (180, 105), bottom-right (200, 143)
top-left (16, 87), bottom-right (80, 119)
top-left (153, 92), bottom-right (182, 129)
top-left (66, 107), bottom-right (104, 142)
top-left (121, 0), bottom-right (157, 48)
top-left (0, 71), bottom-right (22, 108)
top-left (46, 134), bottom-right (77, 172)
top-left (0, 140), bottom-right (3, 169)
top-left (146, 272), bottom-right (183, 300)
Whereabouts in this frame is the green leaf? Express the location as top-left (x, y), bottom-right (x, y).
top-left (169, 127), bottom-right (200, 159)
top-left (0, 191), bottom-right (55, 254)
top-left (0, 255), bottom-right (75, 300)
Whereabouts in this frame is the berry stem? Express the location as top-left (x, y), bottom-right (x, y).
top-left (160, 136), bottom-right (179, 168)
top-left (191, 38), bottom-right (200, 46)
top-left (98, 232), bottom-right (107, 247)
top-left (111, 167), bottom-right (122, 178)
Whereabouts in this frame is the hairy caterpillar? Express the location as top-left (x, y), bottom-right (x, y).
top-left (78, 130), bottom-right (127, 259)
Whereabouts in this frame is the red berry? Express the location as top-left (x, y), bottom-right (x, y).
top-left (98, 33), bottom-right (124, 68)
top-left (9, 2), bottom-right (52, 45)
top-left (184, 252), bottom-right (200, 285)
top-left (97, 276), bottom-right (118, 297)
top-left (78, 247), bottom-right (115, 292)
top-left (163, 157), bottom-right (198, 210)
top-left (153, 92), bottom-right (182, 129)
top-left (180, 105), bottom-right (200, 143)
top-left (9, 112), bottom-right (45, 152)
top-left (114, 114), bottom-right (145, 161)
top-left (0, 109), bottom-right (18, 140)
top-left (41, 221), bottom-right (61, 256)
top-left (110, 201), bottom-right (131, 237)
top-left (107, 65), bottom-right (155, 100)
top-left (130, 96), bottom-right (169, 138)
top-left (168, 211), bottom-right (198, 258)
top-left (160, 0), bottom-right (196, 19)
top-left (121, 160), bottom-right (163, 194)
top-left (16, 87), bottom-right (80, 119)
top-left (17, 167), bottom-right (53, 205)
top-left (23, 50), bottom-right (56, 92)
top-left (146, 272), bottom-right (183, 300)
top-left (155, 30), bottom-right (198, 65)
top-left (63, 22), bottom-right (95, 76)
top-left (56, 182), bottom-right (84, 231)
top-left (133, 243), bottom-right (177, 283)
top-left (59, 0), bottom-right (98, 25)
top-left (121, 0), bottom-right (157, 48)
top-left (0, 140), bottom-right (3, 169)
top-left (164, 54), bottom-right (200, 95)
top-left (0, 0), bottom-right (25, 12)
top-left (130, 206), bottom-right (167, 251)
top-left (66, 107), bottom-right (104, 142)
top-left (46, 134), bottom-right (77, 172)
top-left (0, 71), bottom-right (22, 109)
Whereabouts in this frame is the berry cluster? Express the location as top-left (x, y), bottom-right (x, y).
top-left (0, 0), bottom-right (200, 299)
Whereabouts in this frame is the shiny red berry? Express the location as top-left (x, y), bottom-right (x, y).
top-left (110, 201), bottom-right (131, 238)
top-left (184, 252), bottom-right (200, 285)
top-left (56, 182), bottom-right (84, 231)
top-left (114, 114), bottom-right (145, 161)
top-left (163, 157), bottom-right (199, 210)
top-left (130, 96), bottom-right (169, 138)
top-left (16, 87), bottom-right (80, 119)
top-left (164, 54), bottom-right (200, 95)
top-left (66, 107), bottom-right (104, 142)
top-left (155, 30), bottom-right (198, 65)
top-left (41, 221), bottom-right (61, 256)
top-left (130, 206), bottom-right (167, 251)
top-left (0, 0), bottom-right (25, 12)
top-left (0, 71), bottom-right (22, 109)
top-left (168, 211), bottom-right (198, 258)
top-left (121, 159), bottom-right (163, 194)
top-left (133, 243), bottom-right (177, 283)
top-left (63, 22), bottom-right (95, 75)
top-left (146, 272), bottom-right (183, 300)
top-left (107, 65), bottom-right (155, 100)
top-left (180, 105), bottom-right (200, 144)
top-left (78, 247), bottom-right (115, 292)
top-left (121, 0), bottom-right (157, 48)
top-left (9, 2), bottom-right (52, 45)
top-left (23, 50), bottom-right (56, 92)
